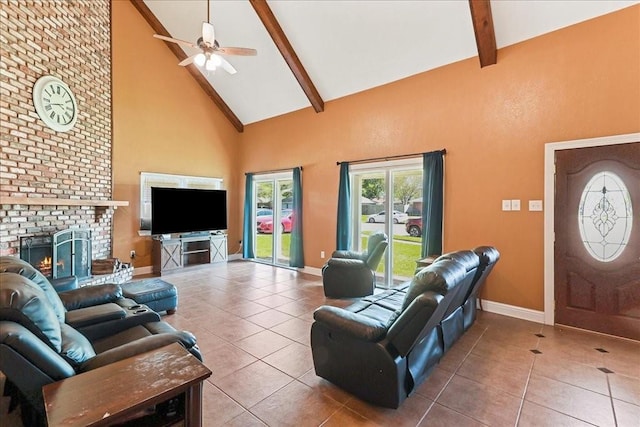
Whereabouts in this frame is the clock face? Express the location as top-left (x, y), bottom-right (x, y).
top-left (33, 76), bottom-right (78, 132)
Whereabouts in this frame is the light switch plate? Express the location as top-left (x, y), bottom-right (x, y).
top-left (529, 200), bottom-right (543, 211)
top-left (511, 199), bottom-right (521, 211)
top-left (502, 200), bottom-right (512, 211)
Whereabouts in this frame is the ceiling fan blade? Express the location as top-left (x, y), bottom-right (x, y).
top-left (216, 47), bottom-right (257, 56)
top-left (178, 55), bottom-right (197, 67)
top-left (218, 56), bottom-right (237, 75)
top-left (153, 34), bottom-right (197, 49)
top-left (202, 22), bottom-right (215, 46)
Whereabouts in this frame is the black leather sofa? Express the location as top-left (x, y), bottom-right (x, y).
top-left (311, 246), bottom-right (500, 408)
top-left (0, 256), bottom-right (202, 425)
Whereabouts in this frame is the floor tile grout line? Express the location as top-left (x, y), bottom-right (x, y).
top-left (513, 332), bottom-right (542, 427)
top-left (414, 324), bottom-right (490, 427)
top-left (605, 373), bottom-right (619, 427)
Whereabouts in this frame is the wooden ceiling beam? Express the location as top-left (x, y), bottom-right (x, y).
top-left (249, 0), bottom-right (324, 113)
top-left (468, 0), bottom-right (497, 67)
top-left (129, 0), bottom-right (244, 132)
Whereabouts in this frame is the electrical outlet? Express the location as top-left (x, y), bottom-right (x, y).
top-left (130, 250), bottom-right (136, 259)
top-left (320, 251), bottom-right (325, 259)
top-left (529, 200), bottom-right (543, 211)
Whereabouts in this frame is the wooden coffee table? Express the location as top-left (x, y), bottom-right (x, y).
top-left (43, 343), bottom-right (211, 426)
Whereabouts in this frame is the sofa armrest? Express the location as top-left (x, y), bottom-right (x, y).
top-left (330, 250), bottom-right (365, 260)
top-left (78, 333), bottom-right (199, 372)
top-left (75, 308), bottom-right (161, 342)
top-left (58, 283), bottom-right (123, 311)
top-left (313, 305), bottom-right (389, 342)
top-left (1, 321), bottom-right (76, 381)
top-left (49, 276), bottom-right (78, 292)
top-left (65, 303), bottom-right (125, 329)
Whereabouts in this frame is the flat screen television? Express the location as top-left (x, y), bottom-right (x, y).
top-left (151, 187), bottom-right (227, 235)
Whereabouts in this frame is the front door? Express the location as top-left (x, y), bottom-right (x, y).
top-left (554, 142), bottom-right (640, 340)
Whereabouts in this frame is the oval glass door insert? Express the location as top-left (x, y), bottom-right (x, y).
top-left (578, 171), bottom-right (633, 262)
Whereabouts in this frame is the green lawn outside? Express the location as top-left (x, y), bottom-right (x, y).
top-left (256, 233), bottom-right (290, 259)
top-left (255, 231), bottom-right (420, 279)
top-left (359, 236), bottom-right (421, 279)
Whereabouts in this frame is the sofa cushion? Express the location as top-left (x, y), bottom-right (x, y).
top-left (434, 250), bottom-right (479, 274)
top-left (0, 272), bottom-right (62, 352)
top-left (314, 305), bottom-right (396, 342)
top-left (401, 259), bottom-right (466, 311)
top-left (59, 323), bottom-right (96, 366)
top-left (0, 256), bottom-right (66, 322)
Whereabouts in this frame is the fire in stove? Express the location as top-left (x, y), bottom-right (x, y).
top-left (39, 257), bottom-right (52, 276)
top-left (38, 257), bottom-right (64, 277)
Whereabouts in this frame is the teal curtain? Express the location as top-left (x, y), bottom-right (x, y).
top-left (242, 173), bottom-right (255, 258)
top-left (289, 167), bottom-right (304, 267)
top-left (336, 162), bottom-right (351, 250)
top-left (421, 151), bottom-right (444, 257)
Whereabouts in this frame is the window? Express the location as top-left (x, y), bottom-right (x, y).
top-left (351, 159), bottom-right (423, 286)
top-left (253, 172), bottom-right (293, 266)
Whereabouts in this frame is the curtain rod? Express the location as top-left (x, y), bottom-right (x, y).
top-left (245, 166), bottom-right (303, 176)
top-left (336, 149), bottom-right (446, 166)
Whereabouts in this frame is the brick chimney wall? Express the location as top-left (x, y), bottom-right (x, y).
top-left (0, 0), bottom-right (112, 258)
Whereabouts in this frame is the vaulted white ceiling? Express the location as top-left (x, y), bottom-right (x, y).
top-left (142, 0), bottom-right (639, 128)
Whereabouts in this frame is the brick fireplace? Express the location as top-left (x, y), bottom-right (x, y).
top-left (0, 1), bottom-right (114, 261)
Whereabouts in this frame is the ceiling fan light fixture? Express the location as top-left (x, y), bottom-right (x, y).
top-left (211, 54), bottom-right (222, 67)
top-left (194, 53), bottom-right (206, 67)
top-left (205, 59), bottom-right (217, 71)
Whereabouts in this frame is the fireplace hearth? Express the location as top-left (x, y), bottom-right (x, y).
top-left (20, 228), bottom-right (92, 280)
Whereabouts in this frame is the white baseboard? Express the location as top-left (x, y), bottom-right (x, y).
top-left (480, 299), bottom-right (545, 324)
top-left (228, 254), bottom-right (243, 261)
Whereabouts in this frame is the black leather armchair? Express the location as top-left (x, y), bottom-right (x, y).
top-left (0, 258), bottom-right (202, 425)
top-left (322, 231), bottom-right (388, 297)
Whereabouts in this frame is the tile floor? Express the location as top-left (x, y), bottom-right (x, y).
top-left (2, 260), bottom-right (640, 426)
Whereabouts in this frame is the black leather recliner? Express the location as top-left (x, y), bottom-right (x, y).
top-left (462, 246), bottom-right (501, 330)
top-left (322, 231), bottom-right (389, 298)
top-left (0, 257), bottom-right (202, 425)
top-left (311, 246), bottom-right (500, 409)
top-left (312, 258), bottom-right (467, 408)
top-left (0, 256), bottom-right (160, 341)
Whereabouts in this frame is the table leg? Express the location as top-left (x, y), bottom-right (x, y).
top-left (184, 382), bottom-right (204, 427)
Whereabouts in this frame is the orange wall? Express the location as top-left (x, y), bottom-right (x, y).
top-left (111, 1), bottom-right (241, 268)
top-left (237, 6), bottom-right (640, 311)
top-left (110, 3), bottom-right (638, 311)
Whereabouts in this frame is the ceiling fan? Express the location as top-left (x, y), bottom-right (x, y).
top-left (153, 1), bottom-right (257, 75)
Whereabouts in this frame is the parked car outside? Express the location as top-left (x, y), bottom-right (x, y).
top-left (256, 209), bottom-right (273, 231)
top-left (405, 217), bottom-right (422, 237)
top-left (258, 212), bottom-right (294, 234)
top-left (367, 210), bottom-right (409, 224)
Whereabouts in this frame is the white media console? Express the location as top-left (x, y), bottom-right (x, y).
top-left (152, 233), bottom-right (227, 275)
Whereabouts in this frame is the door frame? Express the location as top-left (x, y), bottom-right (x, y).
top-left (543, 132), bottom-right (640, 325)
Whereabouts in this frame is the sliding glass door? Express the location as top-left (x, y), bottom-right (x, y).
top-left (253, 173), bottom-right (293, 267)
top-left (351, 160), bottom-right (423, 287)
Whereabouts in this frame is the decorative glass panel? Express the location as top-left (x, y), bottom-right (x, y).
top-left (578, 171), bottom-right (632, 262)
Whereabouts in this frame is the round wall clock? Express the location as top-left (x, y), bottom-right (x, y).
top-left (32, 75), bottom-right (78, 132)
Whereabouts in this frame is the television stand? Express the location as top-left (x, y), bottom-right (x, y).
top-left (152, 234), bottom-right (227, 275)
